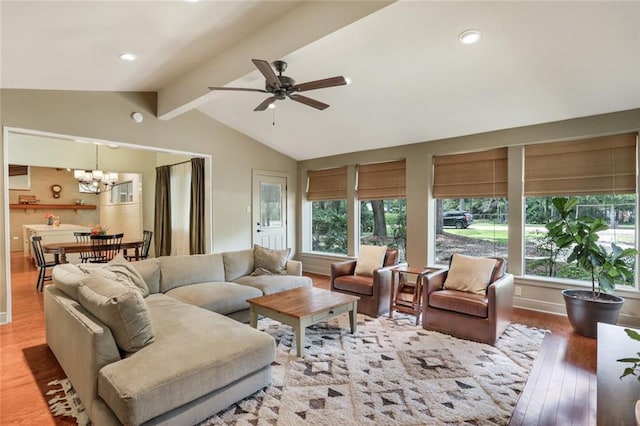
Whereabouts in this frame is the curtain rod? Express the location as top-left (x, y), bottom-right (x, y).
top-left (156, 158), bottom-right (198, 169)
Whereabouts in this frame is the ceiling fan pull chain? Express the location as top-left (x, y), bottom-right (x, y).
top-left (272, 108), bottom-right (276, 126)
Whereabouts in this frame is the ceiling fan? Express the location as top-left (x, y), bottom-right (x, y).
top-left (208, 59), bottom-right (348, 111)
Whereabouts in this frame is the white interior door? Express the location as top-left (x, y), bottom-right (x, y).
top-left (252, 172), bottom-right (287, 249)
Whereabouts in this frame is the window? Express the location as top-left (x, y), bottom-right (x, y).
top-left (357, 160), bottom-right (407, 261)
top-left (525, 195), bottom-right (636, 281)
top-left (360, 199), bottom-right (406, 262)
top-left (311, 200), bottom-right (348, 254)
top-left (524, 134), bottom-right (637, 286)
top-left (433, 148), bottom-right (508, 263)
top-left (434, 197), bottom-right (508, 263)
top-left (307, 167), bottom-right (348, 255)
top-left (110, 181), bottom-right (133, 204)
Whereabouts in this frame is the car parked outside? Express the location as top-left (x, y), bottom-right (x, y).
top-left (443, 211), bottom-right (473, 229)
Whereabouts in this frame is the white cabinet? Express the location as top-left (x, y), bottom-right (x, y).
top-left (23, 224), bottom-right (92, 264)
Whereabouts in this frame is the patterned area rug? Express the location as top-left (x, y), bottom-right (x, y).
top-left (47, 314), bottom-right (546, 425)
top-left (200, 314), bottom-right (546, 425)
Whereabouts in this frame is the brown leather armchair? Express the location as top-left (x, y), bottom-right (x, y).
top-left (331, 249), bottom-right (402, 318)
top-left (422, 257), bottom-right (514, 345)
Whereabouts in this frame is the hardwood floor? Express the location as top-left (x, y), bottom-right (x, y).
top-left (1, 254), bottom-right (596, 425)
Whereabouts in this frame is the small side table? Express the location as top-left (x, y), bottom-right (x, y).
top-left (389, 266), bottom-right (438, 325)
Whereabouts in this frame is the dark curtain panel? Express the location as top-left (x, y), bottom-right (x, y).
top-left (154, 165), bottom-right (172, 256)
top-left (189, 158), bottom-right (205, 254)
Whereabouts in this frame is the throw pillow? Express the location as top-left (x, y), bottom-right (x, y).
top-left (354, 245), bottom-right (388, 276)
top-left (107, 254), bottom-right (150, 297)
top-left (252, 244), bottom-right (290, 275)
top-left (443, 253), bottom-right (497, 295)
top-left (77, 275), bottom-right (155, 353)
top-left (78, 254), bottom-right (150, 297)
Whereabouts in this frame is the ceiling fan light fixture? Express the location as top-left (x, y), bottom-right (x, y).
top-left (268, 103), bottom-right (276, 109)
top-left (209, 59), bottom-right (347, 111)
top-left (459, 29), bottom-right (481, 45)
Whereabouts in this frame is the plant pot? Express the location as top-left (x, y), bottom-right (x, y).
top-left (562, 289), bottom-right (624, 338)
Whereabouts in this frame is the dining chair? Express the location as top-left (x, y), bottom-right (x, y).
top-left (73, 231), bottom-right (93, 263)
top-left (90, 233), bottom-right (124, 263)
top-left (31, 235), bottom-right (60, 292)
top-left (125, 230), bottom-right (153, 261)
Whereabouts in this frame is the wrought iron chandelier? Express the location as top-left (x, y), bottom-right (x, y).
top-left (73, 145), bottom-right (118, 192)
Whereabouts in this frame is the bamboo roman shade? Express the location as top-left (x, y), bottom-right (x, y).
top-left (306, 166), bottom-right (348, 201)
top-left (356, 160), bottom-right (406, 199)
top-left (524, 133), bottom-right (637, 196)
top-left (432, 148), bottom-right (508, 198)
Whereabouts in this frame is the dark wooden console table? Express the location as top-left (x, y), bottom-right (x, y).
top-left (597, 322), bottom-right (640, 425)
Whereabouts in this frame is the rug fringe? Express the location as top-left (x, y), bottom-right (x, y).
top-left (47, 379), bottom-right (91, 425)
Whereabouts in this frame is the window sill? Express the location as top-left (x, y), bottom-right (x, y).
top-left (516, 275), bottom-right (640, 300)
top-left (300, 251), bottom-right (354, 261)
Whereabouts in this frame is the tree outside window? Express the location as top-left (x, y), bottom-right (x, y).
top-left (311, 200), bottom-right (348, 255)
top-left (360, 199), bottom-right (406, 262)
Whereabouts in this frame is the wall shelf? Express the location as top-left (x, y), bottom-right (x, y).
top-left (10, 203), bottom-right (96, 212)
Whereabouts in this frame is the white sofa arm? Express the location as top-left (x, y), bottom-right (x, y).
top-left (286, 259), bottom-right (303, 276)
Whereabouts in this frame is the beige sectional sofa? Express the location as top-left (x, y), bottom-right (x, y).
top-left (45, 247), bottom-right (312, 425)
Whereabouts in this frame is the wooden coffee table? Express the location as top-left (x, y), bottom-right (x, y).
top-left (247, 287), bottom-right (359, 357)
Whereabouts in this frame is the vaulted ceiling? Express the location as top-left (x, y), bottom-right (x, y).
top-left (2, 1), bottom-right (639, 160)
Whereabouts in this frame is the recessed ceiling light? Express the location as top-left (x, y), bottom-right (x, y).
top-left (119, 53), bottom-right (137, 61)
top-left (345, 77), bottom-right (352, 85)
top-left (459, 29), bottom-right (481, 45)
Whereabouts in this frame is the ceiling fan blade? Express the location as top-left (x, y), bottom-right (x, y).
top-left (208, 87), bottom-right (267, 93)
top-left (254, 96), bottom-right (278, 111)
top-left (289, 94), bottom-right (329, 110)
top-left (252, 59), bottom-right (281, 88)
top-left (292, 76), bottom-right (347, 92)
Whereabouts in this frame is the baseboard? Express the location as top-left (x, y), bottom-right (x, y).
top-left (303, 266), bottom-right (330, 276)
top-left (515, 297), bottom-right (640, 328)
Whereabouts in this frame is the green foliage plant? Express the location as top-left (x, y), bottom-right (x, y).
top-left (617, 328), bottom-right (640, 382)
top-left (546, 197), bottom-right (638, 299)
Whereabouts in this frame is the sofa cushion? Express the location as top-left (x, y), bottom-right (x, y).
top-left (332, 275), bottom-right (374, 296)
top-left (77, 275), bottom-right (155, 353)
top-left (130, 257), bottom-right (161, 294)
top-left (222, 249), bottom-right (254, 281)
top-left (428, 289), bottom-right (489, 318)
top-left (233, 274), bottom-right (313, 295)
top-left (165, 282), bottom-right (262, 315)
top-left (98, 294), bottom-right (275, 426)
top-left (79, 254), bottom-right (150, 297)
top-left (355, 245), bottom-right (387, 276)
top-left (158, 254), bottom-right (225, 293)
top-left (252, 244), bottom-right (290, 275)
top-left (443, 254), bottom-right (497, 295)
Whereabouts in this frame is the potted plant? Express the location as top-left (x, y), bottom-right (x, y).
top-left (546, 197), bottom-right (638, 338)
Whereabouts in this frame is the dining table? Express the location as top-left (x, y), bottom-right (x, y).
top-left (43, 239), bottom-right (145, 263)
